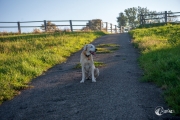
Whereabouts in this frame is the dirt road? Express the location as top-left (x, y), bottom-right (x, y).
top-left (0, 33), bottom-right (177, 120)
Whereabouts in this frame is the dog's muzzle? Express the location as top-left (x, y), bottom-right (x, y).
top-left (90, 49), bottom-right (97, 55)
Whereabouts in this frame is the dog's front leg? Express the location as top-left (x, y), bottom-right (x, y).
top-left (80, 66), bottom-right (85, 83)
top-left (91, 67), bottom-right (96, 82)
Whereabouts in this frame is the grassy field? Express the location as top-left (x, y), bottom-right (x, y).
top-left (129, 24), bottom-right (180, 115)
top-left (0, 32), bottom-right (106, 104)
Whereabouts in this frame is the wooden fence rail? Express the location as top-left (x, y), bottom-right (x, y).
top-left (0, 20), bottom-right (119, 34)
top-left (140, 11), bottom-right (180, 25)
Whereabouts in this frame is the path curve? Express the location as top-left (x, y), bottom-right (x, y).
top-left (0, 33), bottom-right (177, 120)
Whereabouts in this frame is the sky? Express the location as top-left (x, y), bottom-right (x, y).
top-left (0, 0), bottom-right (180, 32)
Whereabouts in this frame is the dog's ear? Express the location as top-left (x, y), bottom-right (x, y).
top-left (83, 45), bottom-right (88, 51)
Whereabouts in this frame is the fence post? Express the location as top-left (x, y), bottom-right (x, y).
top-left (69, 20), bottom-right (73, 32)
top-left (121, 26), bottom-right (123, 33)
top-left (44, 20), bottom-right (47, 32)
top-left (99, 20), bottom-right (102, 31)
top-left (17, 22), bottom-right (21, 34)
top-left (140, 15), bottom-right (142, 25)
top-left (115, 25), bottom-right (117, 33)
top-left (88, 20), bottom-right (92, 30)
top-left (106, 22), bottom-right (108, 32)
top-left (110, 24), bottom-right (112, 33)
top-left (143, 15), bottom-right (145, 25)
top-left (165, 11), bottom-right (167, 24)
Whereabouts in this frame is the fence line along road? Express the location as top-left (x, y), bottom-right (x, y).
top-left (140, 11), bottom-right (180, 25)
top-left (0, 20), bottom-right (120, 34)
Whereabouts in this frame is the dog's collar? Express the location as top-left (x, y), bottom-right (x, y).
top-left (83, 51), bottom-right (91, 59)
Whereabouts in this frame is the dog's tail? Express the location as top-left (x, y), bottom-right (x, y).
top-left (94, 68), bottom-right (99, 78)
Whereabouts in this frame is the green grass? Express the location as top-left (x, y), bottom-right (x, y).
top-left (138, 22), bottom-right (180, 28)
top-left (96, 43), bottom-right (120, 54)
top-left (0, 31), bottom-right (106, 104)
top-left (74, 61), bottom-right (105, 69)
top-left (130, 24), bottom-right (180, 115)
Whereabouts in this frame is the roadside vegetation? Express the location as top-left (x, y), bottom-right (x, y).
top-left (129, 24), bottom-right (180, 115)
top-left (0, 31), bottom-right (106, 104)
top-left (96, 43), bottom-right (120, 54)
top-left (74, 61), bottom-right (105, 69)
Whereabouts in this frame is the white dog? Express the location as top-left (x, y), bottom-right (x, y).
top-left (80, 44), bottom-right (99, 83)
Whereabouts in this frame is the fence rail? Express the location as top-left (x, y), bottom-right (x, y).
top-left (0, 20), bottom-right (119, 34)
top-left (140, 11), bottom-right (180, 25)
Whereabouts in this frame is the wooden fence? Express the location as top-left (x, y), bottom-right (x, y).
top-left (0, 20), bottom-right (119, 34)
top-left (140, 11), bottom-right (180, 25)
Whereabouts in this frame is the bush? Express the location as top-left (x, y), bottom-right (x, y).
top-left (32, 28), bottom-right (41, 34)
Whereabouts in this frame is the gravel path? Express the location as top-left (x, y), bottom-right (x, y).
top-left (0, 33), bottom-right (178, 120)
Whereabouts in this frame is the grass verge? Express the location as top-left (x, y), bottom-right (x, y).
top-left (0, 31), bottom-right (106, 104)
top-left (130, 24), bottom-right (180, 115)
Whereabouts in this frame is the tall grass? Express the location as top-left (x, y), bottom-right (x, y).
top-left (130, 24), bottom-right (180, 115)
top-left (0, 32), bottom-right (106, 104)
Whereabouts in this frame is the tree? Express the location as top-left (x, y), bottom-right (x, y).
top-left (117, 12), bottom-right (127, 27)
top-left (137, 6), bottom-right (149, 23)
top-left (41, 21), bottom-right (58, 32)
top-left (124, 7), bottom-right (138, 28)
top-left (89, 19), bottom-right (102, 30)
top-left (84, 19), bottom-right (103, 31)
top-left (117, 6), bottom-right (156, 28)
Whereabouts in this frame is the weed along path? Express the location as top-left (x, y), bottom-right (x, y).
top-left (0, 33), bottom-right (177, 120)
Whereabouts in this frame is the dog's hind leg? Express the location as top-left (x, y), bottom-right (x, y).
top-left (94, 68), bottom-right (99, 78)
top-left (91, 68), bottom-right (96, 82)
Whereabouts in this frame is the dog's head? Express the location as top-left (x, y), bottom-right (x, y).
top-left (83, 44), bottom-right (97, 55)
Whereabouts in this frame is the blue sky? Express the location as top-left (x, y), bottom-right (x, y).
top-left (0, 0), bottom-right (180, 32)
